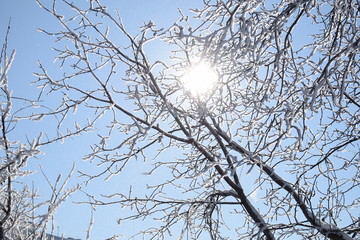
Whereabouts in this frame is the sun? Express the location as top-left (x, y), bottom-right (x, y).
top-left (180, 63), bottom-right (217, 96)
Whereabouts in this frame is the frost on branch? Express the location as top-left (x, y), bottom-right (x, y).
top-left (34, 0), bottom-right (360, 239)
top-left (0, 24), bottom-right (78, 239)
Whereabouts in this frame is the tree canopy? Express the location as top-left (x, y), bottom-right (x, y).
top-left (1, 0), bottom-right (359, 239)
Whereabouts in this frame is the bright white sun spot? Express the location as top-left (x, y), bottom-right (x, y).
top-left (180, 63), bottom-right (217, 96)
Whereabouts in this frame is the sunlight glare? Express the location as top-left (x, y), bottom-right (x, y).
top-left (180, 63), bottom-right (217, 96)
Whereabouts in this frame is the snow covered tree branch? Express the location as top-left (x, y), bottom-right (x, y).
top-left (0, 23), bottom-right (79, 240)
top-left (34, 0), bottom-right (359, 239)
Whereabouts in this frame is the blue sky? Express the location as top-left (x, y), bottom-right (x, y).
top-left (0, 1), bottom-right (203, 239)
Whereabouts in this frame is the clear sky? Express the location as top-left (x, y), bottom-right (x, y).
top-left (0, 0), bottom-right (203, 239)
